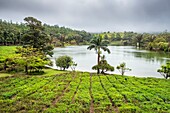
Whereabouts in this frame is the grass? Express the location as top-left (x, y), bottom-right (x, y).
top-left (0, 73), bottom-right (13, 77)
top-left (110, 41), bottom-right (124, 46)
top-left (38, 69), bottom-right (68, 76)
top-left (0, 68), bottom-right (68, 78)
top-left (0, 46), bottom-right (18, 57)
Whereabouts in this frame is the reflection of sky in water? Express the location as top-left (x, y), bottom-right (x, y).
top-left (49, 46), bottom-right (170, 78)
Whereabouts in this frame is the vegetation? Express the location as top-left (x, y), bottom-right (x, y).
top-left (157, 62), bottom-right (170, 79)
top-left (87, 35), bottom-right (110, 74)
top-left (69, 61), bottom-right (77, 71)
top-left (15, 47), bottom-right (51, 74)
top-left (55, 55), bottom-right (74, 71)
top-left (96, 31), bottom-right (170, 52)
top-left (23, 17), bottom-right (53, 56)
top-left (1, 17), bottom-right (170, 52)
top-left (0, 18), bottom-right (93, 47)
top-left (117, 62), bottom-right (132, 75)
top-left (0, 17), bottom-right (53, 74)
top-left (0, 72), bottom-right (169, 112)
top-left (92, 55), bottom-right (114, 74)
top-left (0, 46), bottom-right (17, 57)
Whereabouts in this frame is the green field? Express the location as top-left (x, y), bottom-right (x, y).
top-left (0, 46), bottom-right (17, 57)
top-left (0, 72), bottom-right (170, 113)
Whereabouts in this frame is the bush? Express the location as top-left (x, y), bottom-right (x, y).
top-left (55, 55), bottom-right (73, 70)
top-left (157, 62), bottom-right (170, 79)
top-left (116, 62), bottom-right (131, 75)
top-left (92, 55), bottom-right (114, 74)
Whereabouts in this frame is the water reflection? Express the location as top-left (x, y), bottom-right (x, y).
top-left (127, 50), bottom-right (170, 64)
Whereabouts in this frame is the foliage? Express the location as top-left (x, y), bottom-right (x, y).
top-left (1, 17), bottom-right (170, 52)
top-left (69, 61), bottom-right (77, 71)
top-left (87, 35), bottom-right (110, 74)
top-left (22, 17), bottom-right (54, 56)
top-left (55, 55), bottom-right (73, 70)
top-left (92, 55), bottom-right (114, 74)
top-left (157, 62), bottom-right (170, 79)
top-left (15, 46), bottom-right (50, 74)
top-left (134, 34), bottom-right (143, 48)
top-left (0, 46), bottom-right (50, 74)
top-left (0, 18), bottom-right (93, 47)
top-left (116, 62), bottom-right (132, 75)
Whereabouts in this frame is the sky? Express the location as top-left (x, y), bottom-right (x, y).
top-left (0, 0), bottom-right (170, 33)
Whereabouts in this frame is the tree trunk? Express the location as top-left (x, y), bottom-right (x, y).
top-left (97, 48), bottom-right (100, 74)
top-left (62, 42), bottom-right (64, 47)
top-left (25, 65), bottom-right (28, 74)
top-left (4, 62), bottom-right (7, 71)
top-left (139, 41), bottom-right (141, 48)
top-left (101, 70), bottom-right (104, 74)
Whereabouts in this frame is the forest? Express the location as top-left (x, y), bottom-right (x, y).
top-left (1, 17), bottom-right (170, 52)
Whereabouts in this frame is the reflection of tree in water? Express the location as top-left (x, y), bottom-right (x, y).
top-left (130, 51), bottom-right (170, 64)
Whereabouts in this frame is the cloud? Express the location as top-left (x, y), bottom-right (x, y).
top-left (0, 0), bottom-right (170, 32)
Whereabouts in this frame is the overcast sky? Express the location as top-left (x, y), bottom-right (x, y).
top-left (0, 0), bottom-right (170, 32)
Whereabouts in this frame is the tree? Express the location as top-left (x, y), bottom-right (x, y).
top-left (146, 35), bottom-right (157, 50)
top-left (55, 55), bottom-right (73, 70)
top-left (74, 34), bottom-right (82, 45)
top-left (69, 61), bottom-right (77, 72)
top-left (104, 34), bottom-right (109, 40)
top-left (22, 17), bottom-right (53, 56)
top-left (87, 35), bottom-right (110, 74)
top-left (0, 55), bottom-right (17, 71)
top-left (110, 33), bottom-right (115, 41)
top-left (116, 62), bottom-right (131, 75)
top-left (157, 62), bottom-right (170, 79)
top-left (15, 47), bottom-right (50, 74)
top-left (92, 55), bottom-right (114, 74)
top-left (116, 33), bottom-right (121, 41)
top-left (135, 34), bottom-right (143, 48)
top-left (55, 33), bottom-right (66, 47)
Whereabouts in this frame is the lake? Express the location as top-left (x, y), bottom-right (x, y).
top-left (50, 46), bottom-right (170, 78)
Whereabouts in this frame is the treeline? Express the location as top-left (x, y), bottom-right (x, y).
top-left (99, 31), bottom-right (170, 52)
top-left (0, 18), bottom-right (93, 47)
top-left (99, 31), bottom-right (137, 46)
top-left (134, 33), bottom-right (170, 52)
top-left (1, 17), bottom-right (170, 52)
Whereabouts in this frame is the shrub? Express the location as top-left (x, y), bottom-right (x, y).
top-left (92, 55), bottom-right (114, 74)
top-left (55, 55), bottom-right (73, 70)
top-left (157, 62), bottom-right (170, 79)
top-left (116, 62), bottom-right (131, 75)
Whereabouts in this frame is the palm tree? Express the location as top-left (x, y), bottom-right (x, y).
top-left (135, 34), bottom-right (143, 48)
top-left (87, 35), bottom-right (110, 74)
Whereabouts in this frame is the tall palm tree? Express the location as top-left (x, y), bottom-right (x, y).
top-left (87, 35), bottom-right (110, 74)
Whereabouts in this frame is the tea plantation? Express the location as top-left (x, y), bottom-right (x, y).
top-left (0, 72), bottom-right (169, 113)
